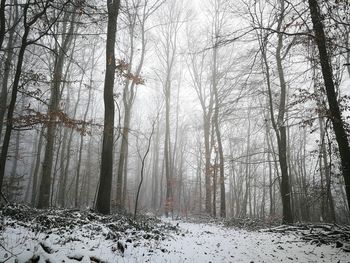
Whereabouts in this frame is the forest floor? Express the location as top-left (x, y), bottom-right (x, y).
top-left (1, 204), bottom-right (350, 262)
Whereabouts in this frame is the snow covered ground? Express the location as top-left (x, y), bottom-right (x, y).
top-left (1, 214), bottom-right (349, 263)
top-left (155, 220), bottom-right (349, 262)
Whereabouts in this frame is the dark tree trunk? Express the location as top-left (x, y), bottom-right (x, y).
top-left (95, 0), bottom-right (120, 215)
top-left (58, 125), bottom-right (68, 207)
top-left (0, 20), bottom-right (29, 193)
top-left (0, 3), bottom-right (17, 141)
top-left (0, 0), bottom-right (6, 51)
top-left (276, 126), bottom-right (293, 224)
top-left (256, 0), bottom-right (293, 224)
top-left (308, 0), bottom-right (350, 213)
top-left (8, 128), bottom-right (20, 200)
top-left (275, 1), bottom-right (293, 224)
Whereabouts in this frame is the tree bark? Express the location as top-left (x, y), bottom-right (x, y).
top-left (0, 1), bottom-right (17, 141)
top-left (0, 0), bottom-right (6, 51)
top-left (274, 0), bottom-right (293, 224)
top-left (308, 0), bottom-right (350, 213)
top-left (8, 128), bottom-right (20, 201)
top-left (95, 0), bottom-right (120, 214)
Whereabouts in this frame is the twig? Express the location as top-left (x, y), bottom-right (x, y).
top-left (0, 243), bottom-right (17, 262)
top-left (0, 191), bottom-right (9, 203)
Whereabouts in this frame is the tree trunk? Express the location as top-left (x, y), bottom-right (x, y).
top-left (31, 127), bottom-right (44, 206)
top-left (50, 126), bottom-right (63, 207)
top-left (256, 0), bottom-right (293, 224)
top-left (276, 126), bottom-right (293, 224)
top-left (320, 120), bottom-right (336, 222)
top-left (151, 120), bottom-right (160, 211)
top-left (308, 0), bottom-right (350, 214)
top-left (204, 116), bottom-right (212, 214)
top-left (58, 125), bottom-right (68, 207)
top-left (116, 107), bottom-right (130, 209)
top-left (134, 120), bottom-right (155, 218)
top-left (265, 117), bottom-right (275, 217)
top-left (37, 10), bottom-right (76, 208)
top-left (0, 0), bottom-right (7, 51)
top-left (8, 128), bottom-right (20, 200)
top-left (95, 0), bottom-right (120, 214)
top-left (158, 157), bottom-right (165, 211)
top-left (213, 150), bottom-right (219, 217)
top-left (72, 77), bottom-right (88, 207)
top-left (84, 135), bottom-right (93, 207)
top-left (164, 83), bottom-right (173, 217)
top-left (25, 129), bottom-right (38, 203)
top-left (0, 2), bottom-right (17, 141)
top-left (0, 8), bottom-right (30, 193)
top-left (274, 1), bottom-right (293, 224)
top-left (75, 69), bottom-right (93, 208)
top-left (196, 147), bottom-right (202, 213)
top-left (212, 36), bottom-right (226, 218)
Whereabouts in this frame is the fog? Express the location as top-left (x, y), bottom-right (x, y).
top-left (0, 0), bottom-right (350, 225)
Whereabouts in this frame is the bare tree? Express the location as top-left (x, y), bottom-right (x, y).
top-left (95, 0), bottom-right (121, 214)
top-left (134, 116), bottom-right (157, 218)
top-left (0, 0), bottom-right (18, 141)
top-left (211, 0), bottom-right (227, 218)
top-left (115, 0), bottom-right (160, 210)
top-left (155, 0), bottom-right (183, 216)
top-left (37, 6), bottom-right (77, 208)
top-left (308, 0), bottom-right (350, 213)
top-left (0, 0), bottom-right (63, 197)
top-left (187, 41), bottom-right (214, 215)
top-left (248, 0), bottom-right (293, 224)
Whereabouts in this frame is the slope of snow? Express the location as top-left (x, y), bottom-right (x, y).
top-left (1, 216), bottom-right (349, 262)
